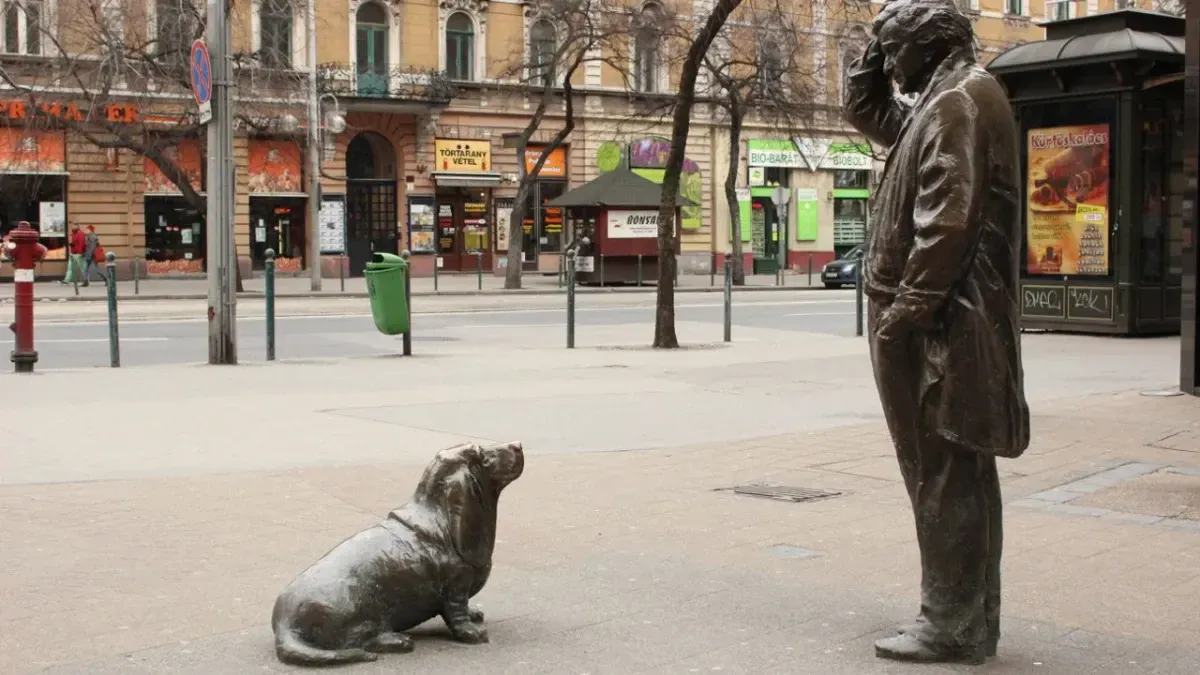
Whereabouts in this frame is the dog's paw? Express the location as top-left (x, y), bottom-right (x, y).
top-left (468, 606), bottom-right (485, 624)
top-left (452, 622), bottom-right (489, 644)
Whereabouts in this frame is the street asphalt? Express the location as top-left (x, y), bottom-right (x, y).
top-left (2, 293), bottom-right (861, 369)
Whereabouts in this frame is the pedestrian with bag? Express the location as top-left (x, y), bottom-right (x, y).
top-left (82, 225), bottom-right (107, 287)
top-left (61, 222), bottom-right (87, 285)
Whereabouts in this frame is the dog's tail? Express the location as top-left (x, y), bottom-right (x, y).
top-left (274, 628), bottom-right (378, 666)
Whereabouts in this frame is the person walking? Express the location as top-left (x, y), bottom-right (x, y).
top-left (61, 222), bottom-right (87, 285)
top-left (82, 225), bottom-right (107, 287)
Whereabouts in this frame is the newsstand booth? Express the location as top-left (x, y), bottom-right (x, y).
top-left (988, 9), bottom-right (1185, 335)
top-left (545, 167), bottom-right (693, 285)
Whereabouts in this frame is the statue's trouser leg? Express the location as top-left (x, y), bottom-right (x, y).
top-left (868, 305), bottom-right (1000, 652)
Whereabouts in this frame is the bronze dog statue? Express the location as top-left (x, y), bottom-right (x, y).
top-left (271, 441), bottom-right (525, 666)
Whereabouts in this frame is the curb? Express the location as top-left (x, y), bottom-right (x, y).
top-left (23, 284), bottom-right (832, 303)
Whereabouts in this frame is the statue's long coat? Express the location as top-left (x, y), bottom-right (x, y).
top-left (845, 47), bottom-right (1030, 458)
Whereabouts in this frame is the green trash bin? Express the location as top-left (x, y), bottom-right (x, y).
top-left (364, 252), bottom-right (411, 335)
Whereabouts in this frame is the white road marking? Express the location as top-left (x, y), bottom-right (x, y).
top-left (0, 337), bottom-right (169, 345)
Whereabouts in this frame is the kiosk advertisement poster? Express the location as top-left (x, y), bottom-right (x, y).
top-left (1026, 124), bottom-right (1110, 276)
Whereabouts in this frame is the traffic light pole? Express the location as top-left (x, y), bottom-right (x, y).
top-left (206, 0), bottom-right (237, 364)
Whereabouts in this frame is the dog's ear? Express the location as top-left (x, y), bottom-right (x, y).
top-left (443, 460), bottom-right (495, 570)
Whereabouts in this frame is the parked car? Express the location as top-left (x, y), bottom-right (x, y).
top-left (821, 244), bottom-right (866, 288)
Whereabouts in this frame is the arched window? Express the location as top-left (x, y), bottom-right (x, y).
top-left (633, 3), bottom-right (661, 93)
top-left (260, 0), bottom-right (293, 69)
top-left (529, 20), bottom-right (556, 88)
top-left (3, 0), bottom-right (42, 55)
top-left (356, 2), bottom-right (389, 96)
top-left (445, 12), bottom-right (474, 81)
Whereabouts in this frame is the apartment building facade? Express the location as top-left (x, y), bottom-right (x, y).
top-left (0, 0), bottom-right (1135, 280)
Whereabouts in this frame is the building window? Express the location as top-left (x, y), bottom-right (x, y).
top-left (834, 170), bottom-right (869, 189)
top-left (156, 0), bottom-right (196, 66)
top-left (356, 2), bottom-right (389, 96)
top-left (757, 36), bottom-right (786, 99)
top-left (633, 3), bottom-right (661, 93)
top-left (3, 0), bottom-right (42, 55)
top-left (529, 19), bottom-right (556, 88)
top-left (1006, 0), bottom-right (1023, 14)
top-left (445, 12), bottom-right (474, 81)
top-left (260, 0), bottom-right (293, 69)
top-left (1047, 0), bottom-right (1070, 20)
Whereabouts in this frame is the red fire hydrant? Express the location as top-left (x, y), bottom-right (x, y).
top-left (7, 221), bottom-right (47, 373)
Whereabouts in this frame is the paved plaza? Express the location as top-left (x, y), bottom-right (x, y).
top-left (1, 320), bottom-right (1197, 674)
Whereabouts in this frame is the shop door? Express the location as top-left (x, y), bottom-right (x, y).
top-left (251, 199), bottom-right (306, 270)
top-left (346, 180), bottom-right (398, 276)
top-left (752, 198), bottom-right (780, 274)
top-left (436, 197), bottom-right (463, 271)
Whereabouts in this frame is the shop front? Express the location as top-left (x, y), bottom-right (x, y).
top-left (248, 139), bottom-right (307, 272)
top-left (429, 138), bottom-right (500, 272)
top-left (507, 144), bottom-right (567, 272)
top-left (989, 10), bottom-right (1185, 335)
top-left (0, 128), bottom-right (69, 279)
top-left (143, 139), bottom-right (206, 275)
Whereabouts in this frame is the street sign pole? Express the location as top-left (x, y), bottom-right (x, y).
top-left (771, 187), bottom-right (791, 280)
top-left (200, 7), bottom-right (237, 364)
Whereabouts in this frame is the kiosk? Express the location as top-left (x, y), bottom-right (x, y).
top-left (988, 10), bottom-right (1185, 335)
top-left (545, 168), bottom-right (693, 285)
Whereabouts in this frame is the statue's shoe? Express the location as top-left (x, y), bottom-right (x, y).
top-left (875, 634), bottom-right (988, 665)
top-left (896, 620), bottom-right (997, 657)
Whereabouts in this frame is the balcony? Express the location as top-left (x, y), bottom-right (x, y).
top-left (316, 64), bottom-right (457, 106)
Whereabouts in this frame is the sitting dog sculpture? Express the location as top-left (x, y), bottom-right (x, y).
top-left (271, 441), bottom-right (525, 665)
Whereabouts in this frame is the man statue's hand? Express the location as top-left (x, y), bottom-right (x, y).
top-left (875, 306), bottom-right (912, 342)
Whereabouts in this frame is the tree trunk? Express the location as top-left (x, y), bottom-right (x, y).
top-left (725, 99), bottom-right (746, 286)
top-left (504, 178), bottom-right (533, 289)
top-left (653, 0), bottom-right (745, 349)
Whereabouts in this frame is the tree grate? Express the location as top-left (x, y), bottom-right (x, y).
top-left (720, 484), bottom-right (843, 504)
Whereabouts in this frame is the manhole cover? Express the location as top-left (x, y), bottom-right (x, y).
top-left (720, 484), bottom-right (843, 504)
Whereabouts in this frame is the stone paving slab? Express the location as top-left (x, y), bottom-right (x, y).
top-left (3, 388), bottom-right (1200, 674)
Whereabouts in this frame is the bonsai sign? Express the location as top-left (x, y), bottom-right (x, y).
top-left (606, 209), bottom-right (673, 238)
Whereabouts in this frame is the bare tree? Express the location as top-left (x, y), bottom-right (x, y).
top-left (652, 0), bottom-right (744, 349)
top-left (704, 2), bottom-right (823, 285)
top-left (497, 0), bottom-right (634, 289)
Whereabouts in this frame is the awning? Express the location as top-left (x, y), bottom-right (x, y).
top-left (431, 171), bottom-right (503, 188)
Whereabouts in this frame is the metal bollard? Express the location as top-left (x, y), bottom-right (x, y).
top-left (433, 255), bottom-right (439, 292)
top-left (558, 255), bottom-right (564, 288)
top-left (807, 254), bottom-right (813, 286)
top-left (723, 257), bottom-right (732, 343)
top-left (476, 251), bottom-right (483, 291)
top-left (636, 254), bottom-right (643, 287)
top-left (598, 253), bottom-right (604, 288)
top-left (854, 265), bottom-right (865, 337)
top-left (265, 248), bottom-right (276, 361)
top-left (401, 250), bottom-right (412, 356)
top-left (566, 249), bottom-right (576, 349)
top-left (710, 253), bottom-right (715, 287)
top-left (105, 252), bottom-right (120, 368)
top-left (340, 253), bottom-right (346, 292)
top-left (72, 255), bottom-right (79, 296)
top-left (133, 257), bottom-right (140, 295)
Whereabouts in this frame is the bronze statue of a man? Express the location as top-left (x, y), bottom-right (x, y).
top-left (843, 0), bottom-right (1030, 665)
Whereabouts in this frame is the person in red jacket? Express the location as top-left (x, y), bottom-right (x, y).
top-left (61, 222), bottom-right (86, 284)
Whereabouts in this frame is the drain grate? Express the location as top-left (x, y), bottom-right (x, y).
top-left (721, 484), bottom-right (843, 504)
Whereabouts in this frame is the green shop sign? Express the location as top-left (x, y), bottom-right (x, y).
top-left (747, 139), bottom-right (804, 168)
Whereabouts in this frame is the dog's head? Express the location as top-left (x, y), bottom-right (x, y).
top-left (414, 441), bottom-right (524, 569)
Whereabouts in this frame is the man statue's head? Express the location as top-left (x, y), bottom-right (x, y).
top-left (873, 0), bottom-right (975, 94)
